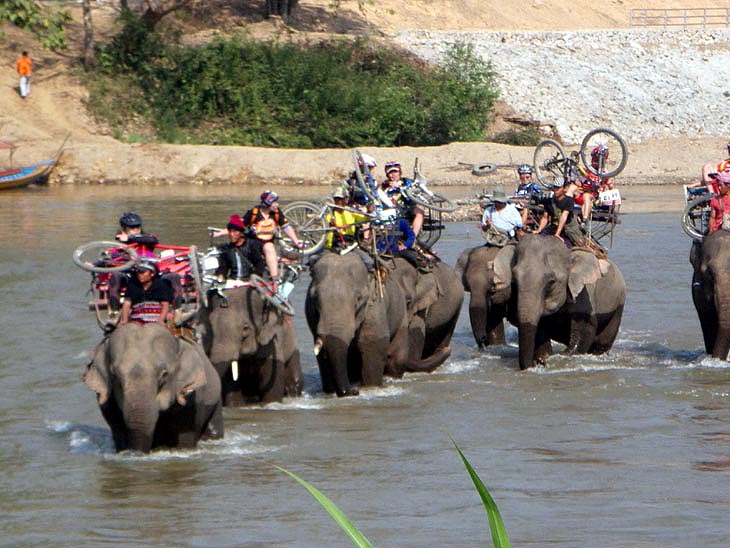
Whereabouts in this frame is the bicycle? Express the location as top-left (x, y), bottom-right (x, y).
top-left (682, 191), bottom-right (713, 241)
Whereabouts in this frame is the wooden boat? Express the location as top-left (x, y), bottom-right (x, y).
top-left (0, 160), bottom-right (55, 190)
top-left (0, 134), bottom-right (67, 190)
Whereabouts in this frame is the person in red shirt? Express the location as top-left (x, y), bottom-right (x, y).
top-left (16, 51), bottom-right (32, 99)
top-left (708, 173), bottom-right (730, 234)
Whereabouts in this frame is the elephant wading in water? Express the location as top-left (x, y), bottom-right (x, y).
top-left (306, 252), bottom-right (410, 397)
top-left (84, 323), bottom-right (223, 453)
top-left (385, 256), bottom-right (464, 376)
top-left (691, 230), bottom-right (730, 359)
top-left (494, 234), bottom-right (626, 369)
top-left (455, 245), bottom-right (511, 349)
top-left (198, 286), bottom-right (303, 406)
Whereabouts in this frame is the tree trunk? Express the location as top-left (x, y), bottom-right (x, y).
top-left (82, 0), bottom-right (94, 70)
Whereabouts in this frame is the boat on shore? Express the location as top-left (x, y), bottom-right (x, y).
top-left (0, 135), bottom-right (67, 190)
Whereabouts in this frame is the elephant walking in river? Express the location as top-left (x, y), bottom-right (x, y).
top-left (198, 286), bottom-right (303, 405)
top-left (490, 234), bottom-right (626, 369)
top-left (84, 323), bottom-right (223, 453)
top-left (690, 231), bottom-right (730, 359)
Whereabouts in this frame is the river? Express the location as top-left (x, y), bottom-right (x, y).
top-left (1, 185), bottom-right (728, 548)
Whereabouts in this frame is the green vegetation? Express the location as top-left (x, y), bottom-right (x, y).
top-left (277, 441), bottom-right (511, 548)
top-left (0, 0), bottom-right (71, 49)
top-left (492, 127), bottom-right (542, 147)
top-left (88, 19), bottom-right (499, 148)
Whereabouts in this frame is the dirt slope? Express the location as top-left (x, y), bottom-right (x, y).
top-left (0, 1), bottom-right (728, 186)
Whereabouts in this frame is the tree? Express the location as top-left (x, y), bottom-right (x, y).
top-left (83, 0), bottom-right (94, 69)
top-left (139, 0), bottom-right (195, 29)
top-left (267, 0), bottom-right (300, 23)
top-left (0, 0), bottom-right (71, 49)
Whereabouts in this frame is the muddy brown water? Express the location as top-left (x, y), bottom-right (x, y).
top-left (1, 184), bottom-right (727, 547)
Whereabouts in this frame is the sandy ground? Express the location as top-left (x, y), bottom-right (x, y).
top-left (1, 0), bottom-right (728, 211)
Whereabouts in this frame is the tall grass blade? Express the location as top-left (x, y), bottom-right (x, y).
top-left (453, 441), bottom-right (511, 548)
top-left (274, 465), bottom-right (373, 548)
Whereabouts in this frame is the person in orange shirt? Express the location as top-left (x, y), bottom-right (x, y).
top-left (16, 51), bottom-right (32, 99)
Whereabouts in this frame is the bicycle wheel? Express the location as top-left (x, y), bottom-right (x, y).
top-left (282, 201), bottom-right (328, 256)
top-left (250, 274), bottom-right (296, 316)
top-left (579, 128), bottom-right (628, 179)
top-left (187, 245), bottom-right (206, 309)
top-left (73, 241), bottom-right (138, 273)
top-left (403, 184), bottom-right (458, 212)
top-left (682, 194), bottom-right (713, 241)
top-left (533, 139), bottom-right (566, 189)
top-left (471, 162), bottom-right (497, 176)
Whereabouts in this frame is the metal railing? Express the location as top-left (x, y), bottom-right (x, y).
top-left (629, 7), bottom-right (730, 29)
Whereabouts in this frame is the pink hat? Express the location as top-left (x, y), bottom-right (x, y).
top-left (716, 172), bottom-right (730, 186)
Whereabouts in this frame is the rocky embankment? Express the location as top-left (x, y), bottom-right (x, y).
top-left (397, 29), bottom-right (730, 144)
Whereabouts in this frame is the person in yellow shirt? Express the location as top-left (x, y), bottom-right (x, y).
top-left (325, 186), bottom-right (370, 251)
top-left (16, 51), bottom-right (32, 99)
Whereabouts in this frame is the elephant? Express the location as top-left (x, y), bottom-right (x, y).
top-left (198, 286), bottom-right (303, 406)
top-left (305, 252), bottom-right (410, 397)
top-left (493, 234), bottom-right (626, 369)
top-left (83, 323), bottom-right (223, 453)
top-left (455, 245), bottom-right (511, 349)
top-left (690, 230), bottom-right (730, 359)
top-left (385, 256), bottom-right (464, 375)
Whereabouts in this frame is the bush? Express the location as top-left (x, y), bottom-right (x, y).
top-left (492, 127), bottom-right (542, 147)
top-left (88, 22), bottom-right (500, 148)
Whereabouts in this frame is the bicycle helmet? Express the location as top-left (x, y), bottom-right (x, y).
top-left (260, 190), bottom-right (279, 207)
top-left (135, 258), bottom-right (158, 273)
top-left (119, 211), bottom-right (142, 228)
top-left (517, 164), bottom-right (532, 175)
top-left (718, 160), bottom-right (730, 173)
top-left (591, 145), bottom-right (609, 162)
top-left (385, 161), bottom-right (401, 175)
top-left (357, 154), bottom-right (377, 169)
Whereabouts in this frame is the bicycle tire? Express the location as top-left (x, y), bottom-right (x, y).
top-left (682, 194), bottom-right (713, 241)
top-left (403, 185), bottom-right (458, 213)
top-left (282, 201), bottom-right (328, 256)
top-left (533, 139), bottom-right (566, 189)
top-left (73, 241), bottom-right (138, 273)
top-left (187, 245), bottom-right (206, 309)
top-left (579, 128), bottom-right (628, 179)
top-left (471, 162), bottom-right (497, 176)
top-left (250, 274), bottom-right (296, 316)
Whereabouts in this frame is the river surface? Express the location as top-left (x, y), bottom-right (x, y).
top-left (2, 185), bottom-right (728, 548)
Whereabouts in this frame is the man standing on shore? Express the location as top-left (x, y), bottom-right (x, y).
top-left (16, 51), bottom-right (32, 99)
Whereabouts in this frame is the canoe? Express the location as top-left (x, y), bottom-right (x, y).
top-left (0, 159), bottom-right (55, 190)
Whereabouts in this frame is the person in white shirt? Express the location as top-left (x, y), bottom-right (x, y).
top-left (481, 187), bottom-right (524, 246)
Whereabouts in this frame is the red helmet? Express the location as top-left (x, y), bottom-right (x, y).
top-left (591, 145), bottom-right (609, 161)
top-left (260, 190), bottom-right (279, 206)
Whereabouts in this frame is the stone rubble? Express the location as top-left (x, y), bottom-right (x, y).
top-left (396, 28), bottom-right (730, 144)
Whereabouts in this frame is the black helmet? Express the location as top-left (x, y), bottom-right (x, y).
top-left (119, 211), bottom-right (142, 228)
top-left (517, 164), bottom-right (532, 175)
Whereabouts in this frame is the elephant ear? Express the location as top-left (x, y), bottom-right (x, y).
top-left (175, 338), bottom-right (209, 406)
top-left (83, 339), bottom-right (110, 405)
top-left (414, 272), bottom-right (439, 312)
top-left (568, 249), bottom-right (602, 300)
top-left (492, 245), bottom-right (516, 292)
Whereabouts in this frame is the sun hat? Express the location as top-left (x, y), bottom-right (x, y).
top-left (492, 188), bottom-right (507, 202)
top-left (332, 187), bottom-right (348, 199)
top-left (227, 214), bottom-right (245, 231)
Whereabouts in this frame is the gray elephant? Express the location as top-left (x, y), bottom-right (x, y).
top-left (84, 323), bottom-right (223, 453)
top-left (455, 245), bottom-right (511, 349)
top-left (305, 252), bottom-right (410, 397)
top-left (198, 286), bottom-right (303, 406)
top-left (385, 257), bottom-right (464, 375)
top-left (690, 231), bottom-right (730, 359)
top-left (494, 234), bottom-right (626, 369)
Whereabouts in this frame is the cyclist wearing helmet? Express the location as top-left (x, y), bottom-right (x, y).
top-left (378, 161), bottom-right (425, 237)
top-left (242, 190), bottom-right (303, 287)
top-left (695, 143), bottom-right (730, 196)
top-left (512, 164), bottom-right (541, 228)
top-left (574, 145), bottom-right (614, 222)
top-left (116, 211), bottom-right (159, 255)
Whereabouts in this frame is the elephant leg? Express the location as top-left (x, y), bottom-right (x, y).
top-left (284, 350), bottom-right (303, 397)
top-left (385, 325), bottom-right (409, 378)
top-left (591, 304), bottom-right (624, 354)
top-left (200, 400), bottom-right (224, 441)
top-left (485, 302), bottom-right (507, 346)
top-left (468, 292), bottom-right (489, 347)
top-left (569, 312), bottom-right (597, 354)
top-left (693, 274), bottom-right (717, 355)
top-left (357, 336), bottom-right (386, 387)
top-left (405, 315), bottom-right (452, 372)
top-left (257, 358), bottom-right (286, 404)
top-left (99, 398), bottom-right (128, 451)
top-left (534, 327), bottom-right (553, 366)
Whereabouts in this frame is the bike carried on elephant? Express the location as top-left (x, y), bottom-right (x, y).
top-left (72, 240), bottom-right (204, 330)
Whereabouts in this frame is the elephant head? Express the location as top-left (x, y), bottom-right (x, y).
top-left (84, 323), bottom-right (221, 452)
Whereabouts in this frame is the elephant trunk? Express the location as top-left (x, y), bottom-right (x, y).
top-left (518, 323), bottom-right (538, 370)
top-left (318, 334), bottom-right (358, 397)
top-left (121, 384), bottom-right (159, 453)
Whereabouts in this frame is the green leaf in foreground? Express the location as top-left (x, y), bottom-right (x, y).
top-left (453, 441), bottom-right (511, 548)
top-left (274, 465), bottom-right (373, 548)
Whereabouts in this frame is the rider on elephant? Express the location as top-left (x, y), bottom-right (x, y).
top-left (708, 172), bottom-right (730, 234)
top-left (378, 161), bottom-right (425, 237)
top-left (119, 259), bottom-right (173, 326)
top-left (243, 190), bottom-right (304, 290)
top-left (536, 180), bottom-right (585, 248)
top-left (481, 187), bottom-right (523, 247)
top-left (215, 214), bottom-right (266, 283)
